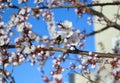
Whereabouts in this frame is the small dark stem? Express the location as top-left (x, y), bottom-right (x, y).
top-left (85, 26), bottom-right (109, 37)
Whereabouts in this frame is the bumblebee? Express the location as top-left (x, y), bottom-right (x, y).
top-left (55, 35), bottom-right (63, 45)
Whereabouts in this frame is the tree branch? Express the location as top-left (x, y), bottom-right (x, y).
top-left (87, 2), bottom-right (120, 7)
top-left (85, 26), bottom-right (109, 37)
top-left (6, 45), bottom-right (120, 58)
top-left (75, 2), bottom-right (120, 30)
top-left (8, 2), bottom-right (120, 31)
top-left (9, 2), bottom-right (120, 9)
top-left (43, 47), bottom-right (120, 58)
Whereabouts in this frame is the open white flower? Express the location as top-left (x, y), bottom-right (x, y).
top-left (63, 20), bottom-right (72, 28)
top-left (57, 29), bottom-right (73, 39)
top-left (34, 0), bottom-right (43, 3)
top-left (53, 74), bottom-right (62, 80)
top-left (47, 19), bottom-right (56, 38)
top-left (35, 36), bottom-right (41, 43)
top-left (4, 63), bottom-right (10, 67)
top-left (25, 22), bottom-right (32, 29)
top-left (10, 14), bottom-right (19, 25)
top-left (7, 21), bottom-right (14, 30)
top-left (0, 22), bottom-right (4, 27)
top-left (77, 65), bottom-right (82, 69)
top-left (31, 45), bottom-right (36, 52)
top-left (8, 57), bottom-right (13, 63)
top-left (19, 8), bottom-right (26, 15)
top-left (28, 31), bottom-right (36, 40)
top-left (10, 14), bottom-right (16, 21)
top-left (67, 32), bottom-right (80, 45)
top-left (13, 61), bottom-right (19, 66)
top-left (16, 23), bottom-right (24, 32)
top-left (11, 52), bottom-right (16, 58)
top-left (0, 60), bottom-right (3, 66)
top-left (18, 0), bottom-right (22, 3)
top-left (42, 35), bottom-right (48, 40)
top-left (24, 46), bottom-right (31, 54)
top-left (81, 57), bottom-right (88, 65)
top-left (18, 0), bottom-right (28, 4)
top-left (0, 37), bottom-right (5, 46)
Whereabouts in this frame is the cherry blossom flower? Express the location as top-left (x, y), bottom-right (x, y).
top-left (57, 29), bottom-right (73, 38)
top-left (10, 14), bottom-right (19, 26)
top-left (6, 22), bottom-right (13, 31)
top-left (42, 35), bottom-right (48, 41)
top-left (28, 31), bottom-right (37, 40)
top-left (19, 58), bottom-right (23, 64)
top-left (0, 60), bottom-right (3, 66)
top-left (8, 57), bottom-right (13, 63)
top-left (4, 35), bottom-right (11, 44)
top-left (87, 17), bottom-right (93, 25)
top-left (11, 52), bottom-right (16, 58)
top-left (34, 0), bottom-right (43, 3)
top-left (70, 46), bottom-right (75, 50)
top-left (47, 21), bottom-right (56, 38)
top-left (19, 7), bottom-right (31, 18)
top-left (25, 22), bottom-right (32, 29)
top-left (19, 8), bottom-right (26, 15)
top-left (30, 61), bottom-right (35, 66)
top-left (53, 74), bottom-right (62, 81)
top-left (49, 79), bottom-right (56, 83)
top-left (51, 0), bottom-right (65, 6)
top-left (6, 71), bottom-right (10, 76)
top-left (13, 61), bottom-right (19, 66)
top-left (35, 36), bottom-right (41, 43)
top-left (42, 75), bottom-right (49, 82)
top-left (16, 22), bottom-right (32, 32)
top-left (91, 64), bottom-right (96, 69)
top-left (0, 21), bottom-right (4, 27)
top-left (31, 45), bottom-right (36, 52)
top-left (15, 37), bottom-right (21, 45)
top-left (62, 20), bottom-right (72, 28)
top-left (16, 23), bottom-right (24, 32)
top-left (0, 37), bottom-right (4, 46)
top-left (45, 11), bottom-right (56, 38)
top-left (0, 3), bottom-right (5, 9)
top-left (55, 20), bottom-right (82, 47)
top-left (66, 32), bottom-right (80, 45)
top-left (77, 65), bottom-right (82, 69)
top-left (81, 57), bottom-right (88, 65)
top-left (4, 63), bottom-right (10, 67)
top-left (24, 46), bottom-right (31, 54)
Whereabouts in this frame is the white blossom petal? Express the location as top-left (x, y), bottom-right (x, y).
top-left (24, 46), bottom-right (31, 54)
top-left (63, 20), bottom-right (72, 28)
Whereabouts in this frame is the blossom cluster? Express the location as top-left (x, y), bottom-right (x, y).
top-left (0, 0), bottom-right (119, 83)
top-left (0, 1), bottom-right (94, 83)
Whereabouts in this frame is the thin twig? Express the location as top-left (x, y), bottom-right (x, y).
top-left (7, 2), bottom-right (120, 31)
top-left (9, 2), bottom-right (120, 9)
top-left (85, 26), bottom-right (109, 37)
top-left (115, 5), bottom-right (120, 23)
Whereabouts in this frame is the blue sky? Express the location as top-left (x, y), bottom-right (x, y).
top-left (1, 1), bottom-right (95, 83)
